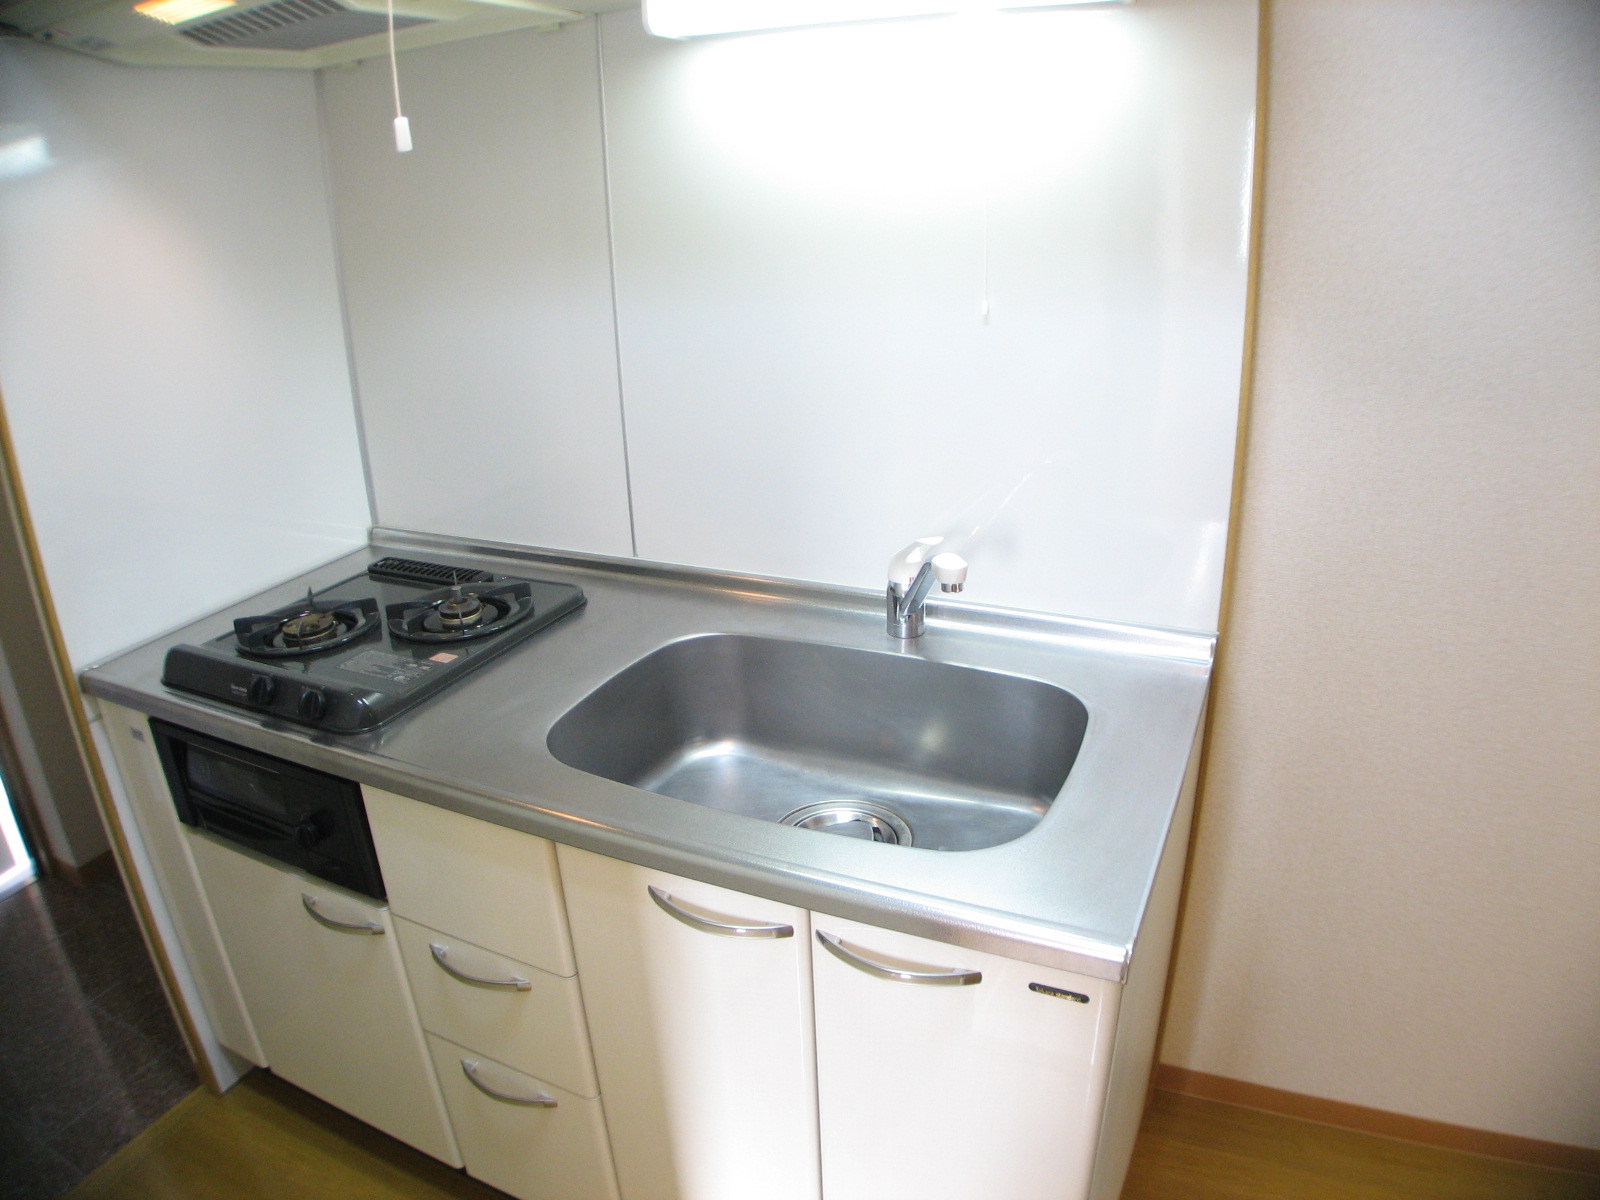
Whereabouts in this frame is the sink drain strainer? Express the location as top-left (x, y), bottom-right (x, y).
top-left (780, 800), bottom-right (913, 846)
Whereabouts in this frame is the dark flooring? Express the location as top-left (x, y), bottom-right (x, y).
top-left (0, 870), bottom-right (197, 1200)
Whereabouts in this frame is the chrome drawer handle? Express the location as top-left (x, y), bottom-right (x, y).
top-left (816, 930), bottom-right (981, 986)
top-left (461, 1059), bottom-right (557, 1107)
top-left (430, 942), bottom-right (533, 991)
top-left (301, 894), bottom-right (383, 935)
top-left (647, 885), bottom-right (794, 938)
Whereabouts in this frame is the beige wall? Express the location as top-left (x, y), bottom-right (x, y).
top-left (1160, 0), bottom-right (1600, 1150)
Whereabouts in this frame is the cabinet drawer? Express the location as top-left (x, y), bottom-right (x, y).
top-left (364, 787), bottom-right (574, 976)
top-left (396, 917), bottom-right (598, 1098)
top-left (428, 1034), bottom-right (620, 1200)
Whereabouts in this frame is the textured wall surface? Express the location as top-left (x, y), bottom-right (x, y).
top-left (1161, 0), bottom-right (1600, 1148)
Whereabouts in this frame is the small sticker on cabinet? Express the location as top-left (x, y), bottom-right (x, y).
top-left (1029, 982), bottom-right (1090, 1003)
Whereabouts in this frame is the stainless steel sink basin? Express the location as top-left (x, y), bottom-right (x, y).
top-left (546, 634), bottom-right (1087, 851)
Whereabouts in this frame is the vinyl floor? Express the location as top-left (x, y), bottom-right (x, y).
top-left (0, 872), bottom-right (197, 1200)
top-left (61, 1069), bottom-right (1600, 1200)
top-left (1123, 1091), bottom-right (1600, 1200)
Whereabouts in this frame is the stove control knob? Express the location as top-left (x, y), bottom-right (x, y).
top-left (297, 687), bottom-right (328, 723)
top-left (246, 674), bottom-right (277, 707)
top-left (294, 815), bottom-right (329, 850)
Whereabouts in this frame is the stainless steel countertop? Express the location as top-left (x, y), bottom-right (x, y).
top-left (80, 530), bottom-right (1214, 983)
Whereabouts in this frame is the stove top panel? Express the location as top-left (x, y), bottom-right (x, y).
top-left (161, 558), bottom-right (585, 732)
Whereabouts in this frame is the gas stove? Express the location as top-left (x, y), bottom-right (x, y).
top-left (161, 556), bottom-right (585, 732)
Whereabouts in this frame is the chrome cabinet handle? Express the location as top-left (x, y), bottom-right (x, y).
top-left (430, 942), bottom-right (532, 991)
top-left (816, 930), bottom-right (981, 986)
top-left (461, 1059), bottom-right (557, 1107)
top-left (301, 893), bottom-right (383, 934)
top-left (647, 885), bottom-right (794, 938)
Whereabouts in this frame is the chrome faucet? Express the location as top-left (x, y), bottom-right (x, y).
top-left (886, 538), bottom-right (968, 639)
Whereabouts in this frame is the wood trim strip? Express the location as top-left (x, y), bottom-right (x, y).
top-left (1155, 1064), bottom-right (1600, 1178)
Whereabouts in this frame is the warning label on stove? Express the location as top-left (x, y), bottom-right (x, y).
top-left (337, 648), bottom-right (445, 686)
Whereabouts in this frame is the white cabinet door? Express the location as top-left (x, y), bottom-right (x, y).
top-left (187, 833), bottom-right (460, 1166)
top-left (558, 846), bottom-right (820, 1200)
top-left (812, 916), bottom-right (1120, 1200)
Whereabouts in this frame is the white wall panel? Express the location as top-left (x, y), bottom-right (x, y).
top-left (0, 44), bottom-right (370, 669)
top-left (602, 1), bottom-right (1254, 630)
top-left (319, 24), bottom-right (634, 558)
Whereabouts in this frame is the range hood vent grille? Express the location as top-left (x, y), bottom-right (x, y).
top-left (179, 0), bottom-right (432, 50)
top-left (18, 0), bottom-right (580, 68)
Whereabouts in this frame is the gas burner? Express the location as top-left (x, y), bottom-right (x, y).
top-left (281, 608), bottom-right (342, 646)
top-left (234, 596), bottom-right (380, 659)
top-left (386, 581), bottom-right (536, 644)
top-left (433, 589), bottom-right (486, 629)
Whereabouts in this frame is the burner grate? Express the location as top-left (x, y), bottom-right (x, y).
top-left (386, 582), bottom-right (536, 644)
top-left (234, 596), bottom-right (380, 659)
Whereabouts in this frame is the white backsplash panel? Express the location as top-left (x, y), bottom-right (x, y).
top-left (0, 44), bottom-right (371, 669)
top-left (604, 1), bottom-right (1255, 632)
top-left (320, 1), bottom-right (1256, 633)
top-left (319, 24), bottom-right (635, 559)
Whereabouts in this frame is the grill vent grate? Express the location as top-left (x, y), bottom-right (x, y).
top-left (368, 557), bottom-right (497, 587)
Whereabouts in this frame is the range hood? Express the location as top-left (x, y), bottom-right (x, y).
top-left (1, 0), bottom-right (586, 67)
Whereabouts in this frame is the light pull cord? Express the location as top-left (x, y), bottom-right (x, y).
top-left (386, 0), bottom-right (412, 152)
top-left (979, 188), bottom-right (990, 325)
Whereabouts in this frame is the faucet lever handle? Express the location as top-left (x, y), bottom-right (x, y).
top-left (888, 537), bottom-right (945, 592)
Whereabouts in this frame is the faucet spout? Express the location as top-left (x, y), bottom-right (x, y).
top-left (886, 539), bottom-right (969, 639)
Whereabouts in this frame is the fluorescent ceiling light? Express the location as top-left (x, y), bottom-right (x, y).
top-left (644, 0), bottom-right (1122, 39)
top-left (133, 0), bottom-right (238, 24)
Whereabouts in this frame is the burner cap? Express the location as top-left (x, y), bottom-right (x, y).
top-left (280, 609), bottom-right (342, 647)
top-left (434, 591), bottom-right (485, 628)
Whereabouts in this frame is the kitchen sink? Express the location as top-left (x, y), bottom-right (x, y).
top-left (546, 633), bottom-right (1087, 851)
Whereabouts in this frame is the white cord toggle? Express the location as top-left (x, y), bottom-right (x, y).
top-left (386, 0), bottom-right (412, 153)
